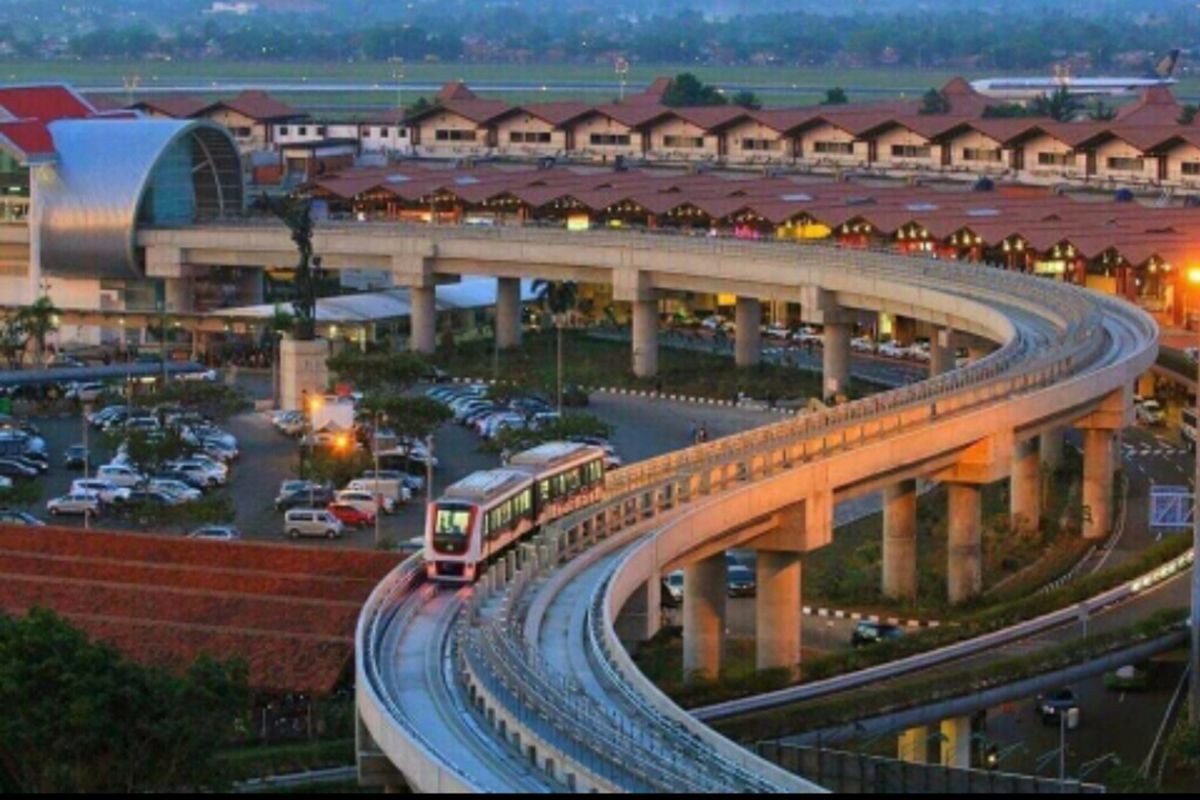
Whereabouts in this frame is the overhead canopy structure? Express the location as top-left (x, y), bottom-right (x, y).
top-left (219, 277), bottom-right (539, 325)
top-left (36, 119), bottom-right (243, 279)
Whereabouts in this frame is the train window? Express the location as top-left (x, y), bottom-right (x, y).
top-left (433, 506), bottom-right (471, 553)
top-left (539, 479), bottom-right (552, 503)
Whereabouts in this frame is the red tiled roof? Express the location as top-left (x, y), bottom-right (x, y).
top-left (436, 81), bottom-right (478, 102)
top-left (130, 94), bottom-right (210, 118)
top-left (0, 525), bottom-right (402, 695)
top-left (1115, 85), bottom-right (1182, 126)
top-left (199, 90), bottom-right (303, 121)
top-left (0, 84), bottom-right (94, 122)
top-left (0, 119), bottom-right (55, 160)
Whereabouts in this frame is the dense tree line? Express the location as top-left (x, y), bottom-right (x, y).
top-left (3, 1), bottom-right (1199, 71)
top-left (0, 608), bottom-right (249, 793)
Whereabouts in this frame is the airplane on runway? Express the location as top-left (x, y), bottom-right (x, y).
top-left (971, 50), bottom-right (1181, 100)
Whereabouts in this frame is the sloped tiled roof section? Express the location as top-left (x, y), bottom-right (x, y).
top-left (0, 525), bottom-right (403, 695)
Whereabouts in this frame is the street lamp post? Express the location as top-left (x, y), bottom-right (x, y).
top-left (1190, 267), bottom-right (1200, 726)
top-left (374, 411), bottom-right (382, 548)
top-left (424, 433), bottom-right (435, 509)
top-left (82, 401), bottom-right (91, 530)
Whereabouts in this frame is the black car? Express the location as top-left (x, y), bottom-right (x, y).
top-left (275, 485), bottom-right (335, 511)
top-left (0, 508), bottom-right (44, 526)
top-left (851, 621), bottom-right (905, 647)
top-left (12, 456), bottom-right (49, 474)
top-left (64, 445), bottom-right (92, 470)
top-left (125, 489), bottom-right (177, 507)
top-left (0, 459), bottom-right (39, 479)
top-left (1038, 688), bottom-right (1080, 726)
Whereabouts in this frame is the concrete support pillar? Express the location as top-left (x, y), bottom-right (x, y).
top-left (1082, 427), bottom-right (1114, 540)
top-left (162, 277), bottom-right (193, 314)
top-left (615, 576), bottom-right (662, 644)
top-left (939, 717), bottom-right (972, 768)
top-left (1041, 428), bottom-right (1065, 474)
top-left (930, 327), bottom-right (955, 375)
top-left (279, 337), bottom-right (329, 413)
top-left (822, 322), bottom-right (851, 401)
top-left (947, 483), bottom-right (982, 605)
top-left (409, 286), bottom-right (437, 355)
top-left (755, 551), bottom-right (802, 673)
top-left (632, 299), bottom-right (659, 378)
top-left (883, 479), bottom-right (918, 601)
top-left (682, 553), bottom-right (726, 681)
top-left (735, 296), bottom-right (762, 368)
top-left (496, 277), bottom-right (522, 350)
top-left (1011, 436), bottom-right (1042, 533)
top-left (897, 726), bottom-right (929, 764)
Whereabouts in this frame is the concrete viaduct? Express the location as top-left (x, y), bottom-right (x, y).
top-left (132, 222), bottom-right (1157, 791)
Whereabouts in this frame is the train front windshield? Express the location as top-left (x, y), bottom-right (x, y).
top-left (432, 504), bottom-right (472, 554)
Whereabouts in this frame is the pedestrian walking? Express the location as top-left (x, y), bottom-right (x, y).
top-left (698, 422), bottom-right (709, 443)
top-left (688, 420), bottom-right (697, 444)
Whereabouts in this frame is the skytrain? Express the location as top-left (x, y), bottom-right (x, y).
top-left (425, 441), bottom-right (607, 583)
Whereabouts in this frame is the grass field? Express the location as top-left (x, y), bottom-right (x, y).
top-left (11, 58), bottom-right (1197, 110)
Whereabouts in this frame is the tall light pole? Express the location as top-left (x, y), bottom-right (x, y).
top-left (1190, 267), bottom-right (1200, 726)
top-left (82, 401), bottom-right (91, 531)
top-left (373, 410), bottom-right (383, 547)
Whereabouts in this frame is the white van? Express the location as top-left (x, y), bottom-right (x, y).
top-left (96, 464), bottom-right (146, 488)
top-left (283, 509), bottom-right (344, 540)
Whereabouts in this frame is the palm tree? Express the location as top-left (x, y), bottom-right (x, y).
top-left (532, 279), bottom-right (578, 414)
top-left (17, 295), bottom-right (59, 368)
top-left (1030, 87), bottom-right (1083, 122)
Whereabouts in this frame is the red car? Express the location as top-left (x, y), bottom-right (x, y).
top-left (327, 502), bottom-right (375, 529)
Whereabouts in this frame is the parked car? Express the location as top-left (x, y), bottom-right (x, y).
top-left (1038, 688), bottom-right (1081, 727)
top-left (96, 464), bottom-right (146, 488)
top-left (851, 621), bottom-right (905, 647)
top-left (0, 458), bottom-right (39, 479)
top-left (726, 564), bottom-right (757, 598)
top-left (347, 473), bottom-right (412, 507)
top-left (877, 341), bottom-right (910, 359)
top-left (46, 492), bottom-right (103, 517)
top-left (327, 502), bottom-right (375, 529)
top-left (147, 478), bottom-right (203, 502)
top-left (64, 445), bottom-right (92, 470)
top-left (0, 508), bottom-right (44, 526)
top-left (275, 481), bottom-right (335, 511)
top-left (335, 488), bottom-right (395, 516)
top-left (70, 479), bottom-right (132, 505)
top-left (1136, 398), bottom-right (1166, 426)
top-left (851, 336), bottom-right (877, 353)
top-left (283, 508), bottom-right (344, 540)
top-left (188, 525), bottom-right (242, 541)
top-left (662, 570), bottom-right (684, 607)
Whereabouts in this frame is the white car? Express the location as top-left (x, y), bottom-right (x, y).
top-left (851, 336), bottom-right (876, 353)
top-left (701, 315), bottom-right (728, 331)
top-left (763, 323), bottom-right (791, 340)
top-left (877, 341), bottom-right (910, 359)
top-left (148, 478), bottom-right (203, 501)
top-left (1137, 399), bottom-right (1166, 426)
top-left (283, 509), bottom-right (344, 540)
top-left (47, 492), bottom-right (103, 517)
top-left (189, 525), bottom-right (241, 541)
top-left (96, 464), bottom-right (146, 488)
top-left (335, 488), bottom-right (396, 516)
top-left (70, 478), bottom-right (131, 505)
top-left (66, 382), bottom-right (106, 403)
top-left (167, 459), bottom-right (226, 487)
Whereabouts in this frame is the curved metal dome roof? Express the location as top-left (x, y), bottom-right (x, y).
top-left (36, 118), bottom-right (243, 279)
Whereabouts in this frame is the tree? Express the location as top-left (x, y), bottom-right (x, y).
top-left (1088, 100), bottom-right (1117, 121)
top-left (532, 279), bottom-right (579, 414)
top-left (730, 90), bottom-right (762, 110)
top-left (982, 103), bottom-right (1030, 119)
top-left (484, 413), bottom-right (612, 456)
top-left (662, 73), bottom-right (727, 107)
top-left (326, 350), bottom-right (429, 394)
top-left (1179, 105), bottom-right (1198, 125)
top-left (404, 96), bottom-right (433, 121)
top-left (16, 295), bottom-right (59, 368)
top-left (821, 87), bottom-right (849, 106)
top-left (139, 381), bottom-right (252, 421)
top-left (918, 88), bottom-right (951, 115)
top-left (0, 608), bottom-right (249, 792)
top-left (0, 314), bottom-right (28, 370)
top-left (260, 194), bottom-right (321, 341)
top-left (1030, 87), bottom-right (1083, 122)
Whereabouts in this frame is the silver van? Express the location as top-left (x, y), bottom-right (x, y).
top-left (283, 508), bottom-right (344, 540)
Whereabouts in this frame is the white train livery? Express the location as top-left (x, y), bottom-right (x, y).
top-left (425, 442), bottom-right (607, 583)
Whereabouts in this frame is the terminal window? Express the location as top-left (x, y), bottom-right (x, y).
top-left (891, 144), bottom-right (932, 159)
top-left (741, 138), bottom-right (780, 151)
top-left (962, 147), bottom-right (1003, 162)
top-left (813, 141), bottom-right (854, 155)
top-left (663, 135), bottom-right (705, 149)
top-left (1106, 156), bottom-right (1145, 172)
top-left (436, 129), bottom-right (477, 142)
top-left (590, 133), bottom-right (632, 146)
top-left (1037, 152), bottom-right (1072, 167)
top-left (510, 131), bottom-right (553, 144)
